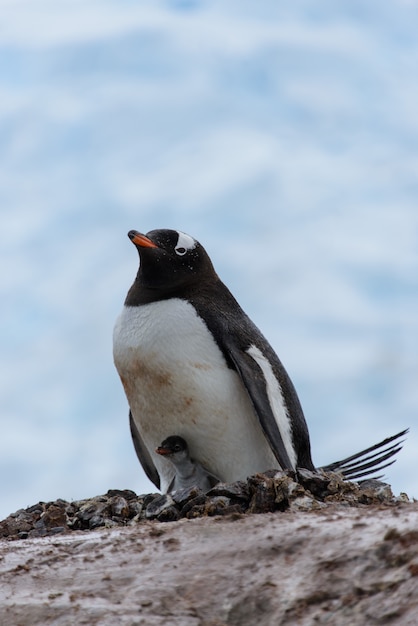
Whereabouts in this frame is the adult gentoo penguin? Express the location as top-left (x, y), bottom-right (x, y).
top-left (155, 435), bottom-right (220, 493)
top-left (113, 228), bottom-right (407, 493)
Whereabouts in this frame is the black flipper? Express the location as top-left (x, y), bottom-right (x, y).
top-left (227, 344), bottom-right (294, 471)
top-left (129, 411), bottom-right (160, 489)
top-left (189, 286), bottom-right (314, 472)
top-left (320, 429), bottom-right (408, 481)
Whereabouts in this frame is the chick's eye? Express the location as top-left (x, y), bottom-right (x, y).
top-left (175, 247), bottom-right (187, 256)
top-left (174, 445), bottom-right (181, 451)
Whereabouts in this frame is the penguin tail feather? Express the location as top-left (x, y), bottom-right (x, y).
top-left (319, 428), bottom-right (409, 481)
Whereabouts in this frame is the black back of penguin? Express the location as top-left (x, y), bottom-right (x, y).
top-left (114, 228), bottom-right (315, 491)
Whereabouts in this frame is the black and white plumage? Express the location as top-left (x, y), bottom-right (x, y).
top-left (113, 228), bottom-right (407, 493)
top-left (155, 435), bottom-right (220, 493)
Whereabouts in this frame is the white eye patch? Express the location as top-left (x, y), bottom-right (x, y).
top-left (175, 231), bottom-right (196, 256)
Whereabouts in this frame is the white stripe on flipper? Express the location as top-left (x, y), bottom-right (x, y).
top-left (246, 344), bottom-right (297, 468)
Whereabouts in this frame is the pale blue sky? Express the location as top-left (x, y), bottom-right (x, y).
top-left (1, 0), bottom-right (417, 519)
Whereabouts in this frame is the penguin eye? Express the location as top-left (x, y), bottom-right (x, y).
top-left (175, 247), bottom-right (187, 256)
top-left (173, 444), bottom-right (182, 451)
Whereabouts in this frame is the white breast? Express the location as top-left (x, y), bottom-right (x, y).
top-left (113, 298), bottom-right (277, 491)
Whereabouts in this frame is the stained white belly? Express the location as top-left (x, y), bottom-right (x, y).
top-left (113, 298), bottom-right (277, 491)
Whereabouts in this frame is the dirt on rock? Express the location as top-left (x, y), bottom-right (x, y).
top-left (1, 474), bottom-right (417, 625)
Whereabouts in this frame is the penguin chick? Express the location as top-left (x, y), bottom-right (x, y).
top-left (155, 435), bottom-right (220, 494)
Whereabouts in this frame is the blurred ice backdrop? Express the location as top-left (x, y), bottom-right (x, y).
top-left (1, 0), bottom-right (417, 520)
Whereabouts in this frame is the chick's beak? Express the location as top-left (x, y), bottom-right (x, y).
top-left (155, 446), bottom-right (172, 456)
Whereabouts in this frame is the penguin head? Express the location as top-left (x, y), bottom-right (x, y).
top-left (127, 229), bottom-right (217, 295)
top-left (155, 435), bottom-right (190, 464)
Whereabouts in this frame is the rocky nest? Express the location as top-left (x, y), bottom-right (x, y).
top-left (0, 469), bottom-right (410, 541)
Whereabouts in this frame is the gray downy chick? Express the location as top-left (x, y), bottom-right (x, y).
top-left (155, 435), bottom-right (220, 494)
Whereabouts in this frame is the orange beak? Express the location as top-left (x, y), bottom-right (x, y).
top-left (128, 230), bottom-right (159, 248)
top-left (155, 446), bottom-right (171, 456)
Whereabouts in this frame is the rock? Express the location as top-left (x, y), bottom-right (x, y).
top-left (110, 496), bottom-right (130, 518)
top-left (203, 495), bottom-right (231, 515)
top-left (145, 494), bottom-right (179, 521)
top-left (41, 502), bottom-right (68, 529)
top-left (73, 498), bottom-right (111, 529)
top-left (358, 479), bottom-right (394, 502)
top-left (289, 495), bottom-right (326, 511)
top-left (1, 502), bottom-right (418, 626)
top-left (171, 485), bottom-right (204, 505)
top-left (248, 474), bottom-right (278, 514)
top-left (274, 474), bottom-right (305, 506)
top-left (181, 493), bottom-right (210, 518)
top-left (296, 467), bottom-right (331, 496)
top-left (106, 489), bottom-right (138, 500)
top-left (207, 480), bottom-right (250, 501)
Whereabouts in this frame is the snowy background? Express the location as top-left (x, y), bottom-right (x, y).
top-left (1, 0), bottom-right (417, 520)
